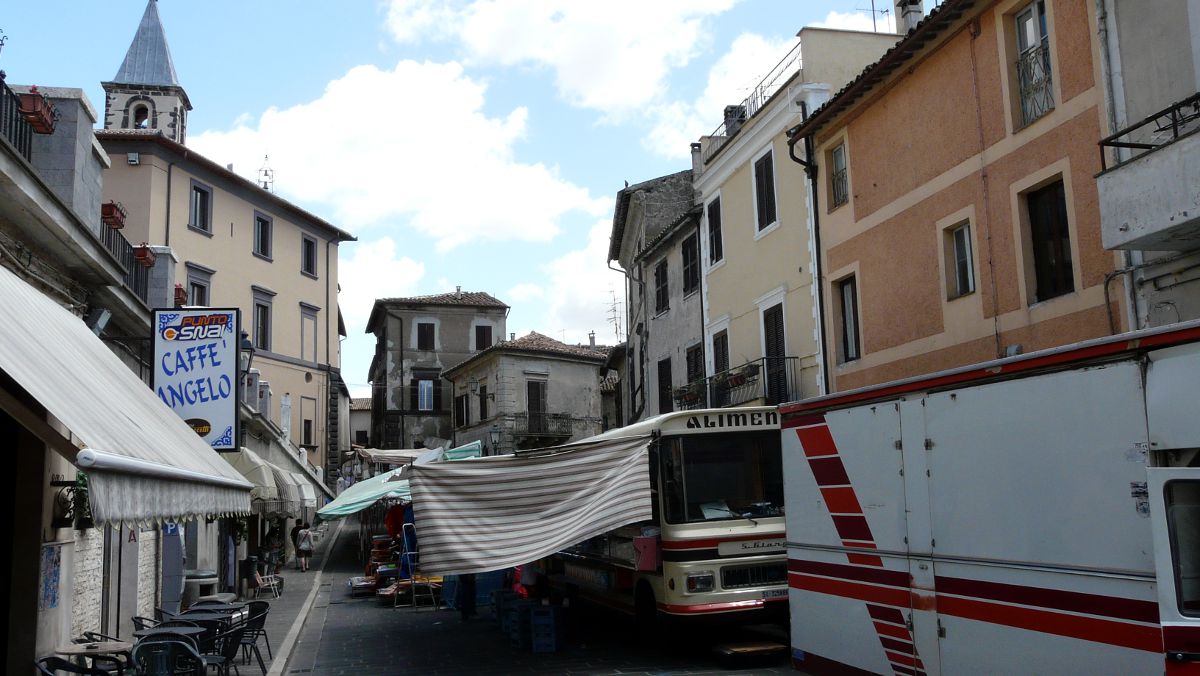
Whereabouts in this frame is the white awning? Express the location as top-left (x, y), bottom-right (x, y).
top-left (224, 448), bottom-right (280, 502)
top-left (358, 448), bottom-right (424, 465)
top-left (291, 472), bottom-right (318, 507)
top-left (0, 265), bottom-right (252, 524)
top-left (408, 435), bottom-right (653, 575)
top-left (268, 465), bottom-right (302, 516)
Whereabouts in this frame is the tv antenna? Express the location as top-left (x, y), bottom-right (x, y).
top-left (258, 155), bottom-right (275, 192)
top-left (607, 288), bottom-right (622, 339)
top-left (856, 1), bottom-right (891, 32)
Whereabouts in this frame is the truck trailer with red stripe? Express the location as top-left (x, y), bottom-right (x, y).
top-left (780, 321), bottom-right (1200, 675)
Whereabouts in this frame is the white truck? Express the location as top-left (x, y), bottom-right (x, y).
top-left (780, 322), bottom-right (1200, 675)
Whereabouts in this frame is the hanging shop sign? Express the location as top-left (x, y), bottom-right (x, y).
top-left (152, 308), bottom-right (240, 451)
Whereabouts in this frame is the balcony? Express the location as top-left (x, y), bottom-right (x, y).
top-left (702, 41), bottom-right (802, 165)
top-left (0, 78), bottom-right (34, 161)
top-left (95, 219), bottom-right (149, 304)
top-left (678, 356), bottom-right (801, 410)
top-left (1098, 92), bottom-right (1200, 251)
top-left (513, 412), bottom-right (574, 439)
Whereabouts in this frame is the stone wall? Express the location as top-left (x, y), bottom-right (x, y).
top-left (137, 527), bottom-right (159, 618)
top-left (71, 528), bottom-right (105, 637)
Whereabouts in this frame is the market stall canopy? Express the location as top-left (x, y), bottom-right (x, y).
top-left (317, 468), bottom-right (411, 518)
top-left (0, 265), bottom-right (251, 523)
top-left (357, 448), bottom-right (425, 465)
top-left (269, 465), bottom-right (303, 516)
top-left (408, 434), bottom-right (652, 576)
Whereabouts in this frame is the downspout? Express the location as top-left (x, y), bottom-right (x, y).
top-left (164, 161), bottom-right (174, 246)
top-left (788, 103), bottom-right (830, 397)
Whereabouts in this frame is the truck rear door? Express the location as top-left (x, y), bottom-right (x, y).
top-left (1149, 467), bottom-right (1200, 665)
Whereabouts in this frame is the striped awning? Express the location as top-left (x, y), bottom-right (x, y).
top-left (408, 435), bottom-right (653, 575)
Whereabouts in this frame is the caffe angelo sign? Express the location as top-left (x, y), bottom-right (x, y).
top-left (152, 309), bottom-right (240, 451)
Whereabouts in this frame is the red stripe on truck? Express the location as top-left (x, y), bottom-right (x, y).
top-left (796, 425), bottom-right (839, 456)
top-left (936, 575), bottom-right (1159, 624)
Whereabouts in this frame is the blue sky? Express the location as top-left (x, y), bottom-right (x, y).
top-left (2, 1), bottom-right (906, 395)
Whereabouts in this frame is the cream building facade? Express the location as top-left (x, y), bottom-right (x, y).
top-left (695, 27), bottom-right (899, 403)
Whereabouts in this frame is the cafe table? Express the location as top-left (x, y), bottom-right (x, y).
top-left (56, 641), bottom-right (133, 658)
top-left (132, 625), bottom-right (206, 639)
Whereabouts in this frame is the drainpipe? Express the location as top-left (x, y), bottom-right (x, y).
top-left (164, 161), bottom-right (174, 246)
top-left (787, 103), bottom-right (830, 397)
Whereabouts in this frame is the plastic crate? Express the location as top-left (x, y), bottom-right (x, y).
top-left (503, 599), bottom-right (535, 635)
top-left (492, 589), bottom-right (518, 624)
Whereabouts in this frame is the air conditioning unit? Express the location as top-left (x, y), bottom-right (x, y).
top-left (257, 380), bottom-right (272, 419)
top-left (243, 369), bottom-right (261, 409)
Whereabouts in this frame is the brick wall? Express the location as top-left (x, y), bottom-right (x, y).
top-left (137, 528), bottom-right (159, 618)
top-left (71, 529), bottom-right (104, 637)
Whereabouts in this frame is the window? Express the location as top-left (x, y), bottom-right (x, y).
top-left (753, 149), bottom-right (777, 230)
top-left (185, 263), bottom-right (212, 306)
top-left (682, 234), bottom-right (699, 295)
top-left (945, 222), bottom-right (975, 298)
top-left (301, 235), bottom-right (318, 277)
top-left (252, 286), bottom-right (274, 351)
top-left (837, 276), bottom-right (861, 363)
top-left (654, 260), bottom-right (669, 314)
top-left (413, 377), bottom-right (439, 412)
top-left (478, 385), bottom-right (488, 420)
top-left (685, 344), bottom-right (704, 383)
top-left (253, 212), bottom-right (272, 259)
top-left (1027, 179), bottom-right (1073, 302)
top-left (712, 331), bottom-right (729, 375)
top-left (1015, 0), bottom-right (1054, 126)
top-left (189, 180), bottom-right (212, 233)
top-left (763, 303), bottom-right (788, 404)
top-left (707, 198), bottom-right (723, 264)
top-left (830, 143), bottom-right (849, 208)
top-left (455, 394), bottom-right (470, 428)
top-left (657, 358), bottom-right (673, 414)
top-left (354, 430), bottom-right (368, 446)
top-left (417, 322), bottom-right (435, 350)
top-left (527, 380), bottom-right (547, 432)
top-left (475, 325), bottom-right (492, 351)
top-left (302, 418), bottom-right (313, 446)
top-left (1165, 480), bottom-right (1200, 617)
top-left (300, 304), bottom-right (319, 362)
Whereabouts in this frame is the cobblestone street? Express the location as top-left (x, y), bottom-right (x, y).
top-left (275, 517), bottom-right (792, 675)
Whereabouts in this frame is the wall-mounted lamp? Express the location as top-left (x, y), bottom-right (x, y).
top-left (49, 472), bottom-right (93, 530)
top-left (239, 330), bottom-right (255, 375)
top-left (488, 424), bottom-right (502, 451)
top-left (468, 377), bottom-right (495, 399)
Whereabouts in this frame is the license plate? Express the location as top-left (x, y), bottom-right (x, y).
top-left (763, 588), bottom-right (788, 600)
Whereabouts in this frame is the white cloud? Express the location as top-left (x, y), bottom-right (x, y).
top-left (338, 237), bottom-right (426, 396)
top-left (537, 219), bottom-right (626, 345)
top-left (190, 60), bottom-right (605, 251)
top-left (814, 10), bottom-right (896, 34)
top-left (644, 32), bottom-right (798, 159)
top-left (385, 0), bottom-right (737, 116)
top-left (506, 283), bottom-right (544, 302)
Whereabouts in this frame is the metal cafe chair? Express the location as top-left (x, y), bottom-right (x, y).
top-left (130, 637), bottom-right (204, 676)
top-left (35, 656), bottom-right (123, 676)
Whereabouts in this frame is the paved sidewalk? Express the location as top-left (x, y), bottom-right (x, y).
top-left (277, 515), bottom-right (792, 675)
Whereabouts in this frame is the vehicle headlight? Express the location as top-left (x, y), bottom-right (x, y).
top-left (685, 571), bottom-right (715, 593)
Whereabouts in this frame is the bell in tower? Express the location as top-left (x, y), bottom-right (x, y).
top-left (101, 0), bottom-right (192, 143)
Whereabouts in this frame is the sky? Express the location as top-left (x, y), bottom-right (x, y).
top-left (1, 1), bottom-right (906, 396)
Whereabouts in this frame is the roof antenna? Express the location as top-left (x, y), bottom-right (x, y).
top-left (258, 154), bottom-right (275, 192)
top-left (855, 0), bottom-right (891, 31)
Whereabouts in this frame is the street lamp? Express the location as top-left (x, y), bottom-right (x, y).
top-left (488, 425), bottom-right (502, 455)
top-left (239, 330), bottom-right (255, 376)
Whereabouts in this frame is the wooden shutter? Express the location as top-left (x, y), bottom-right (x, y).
top-left (763, 304), bottom-right (788, 404)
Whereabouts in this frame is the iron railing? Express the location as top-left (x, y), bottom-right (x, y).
top-left (702, 41), bottom-right (803, 164)
top-left (1099, 92), bottom-right (1200, 171)
top-left (95, 222), bottom-right (149, 304)
top-left (513, 412), bottom-right (574, 437)
top-left (676, 356), bottom-right (801, 410)
top-left (0, 77), bottom-right (33, 161)
top-left (1016, 43), bottom-right (1054, 126)
top-left (831, 167), bottom-right (849, 207)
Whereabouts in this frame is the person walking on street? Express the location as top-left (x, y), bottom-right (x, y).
top-left (290, 521), bottom-right (303, 570)
top-left (297, 522), bottom-right (314, 572)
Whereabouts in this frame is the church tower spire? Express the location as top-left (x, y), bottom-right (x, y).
top-left (102, 0), bottom-right (192, 143)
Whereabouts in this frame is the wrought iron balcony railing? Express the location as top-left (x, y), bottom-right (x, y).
top-left (1099, 92), bottom-right (1200, 171)
top-left (702, 41), bottom-right (803, 165)
top-left (1016, 43), bottom-right (1054, 127)
top-left (831, 167), bottom-right (849, 207)
top-left (0, 78), bottom-right (34, 161)
top-left (676, 356), bottom-right (801, 410)
top-left (95, 222), bottom-right (149, 305)
top-left (514, 412), bottom-right (574, 437)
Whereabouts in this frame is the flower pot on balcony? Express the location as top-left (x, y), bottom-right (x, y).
top-left (726, 374), bottom-right (746, 388)
top-left (134, 244), bottom-right (156, 268)
top-left (101, 201), bottom-right (127, 229)
top-left (18, 91), bottom-right (57, 134)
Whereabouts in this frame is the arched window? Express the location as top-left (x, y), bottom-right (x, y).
top-left (133, 105), bottom-right (150, 129)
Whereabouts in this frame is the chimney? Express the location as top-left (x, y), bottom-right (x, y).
top-left (455, 285), bottom-right (462, 299)
top-left (723, 105), bottom-right (747, 137)
top-left (589, 330), bottom-right (596, 347)
top-left (510, 332), bottom-right (516, 341)
top-left (690, 142), bottom-right (704, 179)
top-left (895, 0), bottom-right (924, 34)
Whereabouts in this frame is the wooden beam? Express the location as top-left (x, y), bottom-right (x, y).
top-left (0, 387), bottom-right (81, 463)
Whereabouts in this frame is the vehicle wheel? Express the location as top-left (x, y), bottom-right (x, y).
top-left (634, 582), bottom-right (659, 641)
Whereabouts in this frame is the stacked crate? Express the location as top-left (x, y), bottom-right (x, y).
top-left (530, 606), bottom-right (566, 653)
top-left (505, 600), bottom-right (536, 648)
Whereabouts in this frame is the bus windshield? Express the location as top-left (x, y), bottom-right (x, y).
top-left (660, 430), bottom-right (783, 524)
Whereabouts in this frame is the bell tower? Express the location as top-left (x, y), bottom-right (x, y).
top-left (101, 0), bottom-right (192, 143)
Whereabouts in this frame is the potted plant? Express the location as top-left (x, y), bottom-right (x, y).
top-left (17, 86), bottom-right (57, 134)
top-left (101, 201), bottom-right (127, 229)
top-left (726, 371), bottom-right (747, 388)
top-left (134, 243), bottom-right (156, 268)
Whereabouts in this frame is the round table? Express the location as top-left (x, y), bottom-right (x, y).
top-left (132, 626), bottom-right (206, 638)
top-left (56, 641), bottom-right (133, 657)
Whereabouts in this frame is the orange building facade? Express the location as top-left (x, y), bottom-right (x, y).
top-left (788, 0), bottom-right (1125, 391)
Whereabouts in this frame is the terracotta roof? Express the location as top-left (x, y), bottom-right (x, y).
top-left (350, 397), bottom-right (372, 411)
top-left (95, 130), bottom-right (355, 242)
top-left (376, 291), bottom-right (509, 309)
top-left (444, 331), bottom-right (607, 378)
top-left (786, 0), bottom-right (975, 143)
